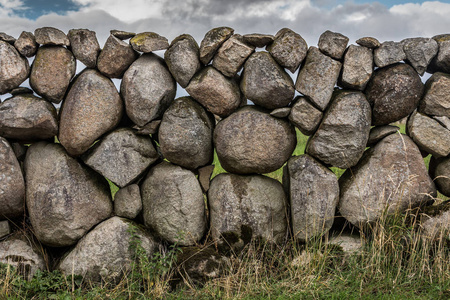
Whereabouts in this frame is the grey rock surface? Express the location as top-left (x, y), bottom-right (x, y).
top-left (130, 32), bottom-right (169, 53)
top-left (306, 91), bottom-right (371, 168)
top-left (367, 125), bottom-right (399, 146)
top-left (199, 27), bottom-right (234, 65)
top-left (121, 53), bottom-right (176, 126)
top-left (428, 34), bottom-right (450, 73)
top-left (212, 34), bottom-right (254, 77)
top-left (25, 142), bottom-right (113, 247)
top-left (283, 155), bottom-right (339, 242)
top-left (432, 157), bottom-right (450, 197)
top-left (59, 69), bottom-right (123, 156)
top-left (267, 28), bottom-right (307, 72)
top-left (356, 37), bottom-right (380, 48)
top-left (141, 162), bottom-right (206, 246)
top-left (295, 47), bottom-right (341, 111)
top-left (318, 30), bottom-right (349, 60)
top-left (328, 234), bottom-right (363, 254)
top-left (0, 40), bottom-right (30, 94)
top-left (159, 97), bottom-right (214, 170)
top-left (288, 96), bottom-right (323, 136)
top-left (114, 184), bottom-right (142, 219)
top-left (214, 106), bottom-right (296, 174)
top-left (433, 116), bottom-right (450, 130)
top-left (419, 72), bottom-right (450, 118)
top-left (97, 34), bottom-right (138, 78)
top-left (243, 33), bottom-right (274, 47)
top-left (0, 221), bottom-right (10, 239)
top-left (198, 165), bottom-right (215, 192)
top-left (10, 142), bottom-right (27, 161)
top-left (34, 27), bottom-right (69, 46)
top-left (421, 209), bottom-right (450, 239)
top-left (110, 30), bottom-right (135, 40)
top-left (82, 127), bottom-right (159, 188)
top-left (241, 51), bottom-right (294, 109)
top-left (14, 31), bottom-right (37, 57)
top-left (340, 45), bottom-right (373, 90)
top-left (68, 29), bottom-right (101, 68)
top-left (132, 120), bottom-right (161, 135)
top-left (402, 37), bottom-right (438, 76)
top-left (270, 107), bottom-right (291, 118)
top-left (374, 41), bottom-right (406, 68)
top-left (0, 32), bottom-right (15, 44)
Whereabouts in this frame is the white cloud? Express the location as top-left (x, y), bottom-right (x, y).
top-left (0, 0), bottom-right (26, 17)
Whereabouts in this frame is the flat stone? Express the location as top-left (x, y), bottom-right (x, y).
top-left (59, 69), bottom-right (123, 156)
top-left (339, 134), bottom-right (436, 228)
top-left (186, 66), bottom-right (241, 117)
top-left (241, 51), bottom-right (294, 109)
top-left (130, 32), bottom-right (169, 53)
top-left (0, 32), bottom-right (15, 44)
top-left (340, 44), bottom-right (373, 90)
top-left (433, 116), bottom-right (450, 130)
top-left (30, 46), bottom-right (76, 103)
top-left (428, 34), bottom-right (450, 73)
top-left (10, 87), bottom-right (33, 95)
top-left (318, 30), bottom-right (349, 60)
top-left (25, 142), bottom-right (113, 247)
top-left (132, 120), bottom-right (161, 135)
top-left (365, 63), bottom-right (423, 125)
top-left (402, 37), bottom-right (438, 76)
top-left (14, 31), bottom-right (37, 57)
top-left (141, 162), bottom-right (206, 246)
top-left (283, 155), bottom-right (339, 242)
top-left (356, 37), bottom-right (380, 48)
top-left (328, 234), bottom-right (363, 254)
top-left (295, 47), bottom-right (341, 111)
top-left (97, 34), bottom-right (138, 78)
top-left (164, 34), bottom-right (201, 88)
top-left (121, 53), bottom-right (176, 126)
top-left (270, 107), bottom-right (291, 118)
top-left (0, 221), bottom-right (10, 239)
top-left (214, 106), bottom-right (296, 174)
top-left (199, 27), bottom-right (234, 65)
top-left (288, 96), bottom-right (323, 136)
top-left (267, 28), bottom-right (308, 72)
top-left (114, 184), bottom-right (142, 219)
top-left (0, 94), bottom-right (58, 141)
top-left (212, 34), bottom-right (254, 77)
top-left (0, 41), bottom-right (30, 94)
top-left (419, 72), bottom-right (450, 118)
top-left (243, 33), bottom-right (274, 47)
top-left (198, 165), bottom-right (215, 192)
top-left (34, 27), bottom-right (69, 46)
top-left (68, 29), bottom-right (101, 68)
top-left (306, 91), bottom-right (371, 168)
top-left (110, 30), bottom-right (136, 40)
top-left (367, 125), bottom-right (399, 146)
top-left (374, 41), bottom-right (406, 68)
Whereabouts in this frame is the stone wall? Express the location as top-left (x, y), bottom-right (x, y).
top-left (0, 27), bottom-right (449, 282)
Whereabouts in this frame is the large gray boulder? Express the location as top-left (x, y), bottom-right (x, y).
top-left (212, 34), bottom-right (255, 77)
top-left (14, 31), bottom-right (37, 57)
top-left (318, 30), bottom-right (349, 60)
top-left (356, 37), bottom-right (380, 48)
top-left (199, 27), bottom-right (234, 65)
top-left (0, 40), bottom-right (30, 94)
top-left (59, 69), bottom-right (123, 156)
top-left (365, 63), bottom-right (423, 125)
top-left (340, 45), bottom-right (373, 90)
top-left (283, 155), bottom-right (339, 242)
top-left (214, 106), bottom-right (296, 174)
top-left (288, 96), bottom-right (323, 136)
top-left (419, 72), bottom-right (450, 118)
top-left (295, 47), bottom-right (341, 111)
top-left (67, 29), bottom-right (101, 68)
top-left (306, 91), bottom-right (371, 169)
top-left (121, 53), bottom-right (176, 126)
top-left (34, 27), bottom-right (69, 46)
top-left (97, 34), bottom-right (138, 78)
top-left (141, 162), bottom-right (206, 246)
top-left (339, 134), bottom-right (436, 228)
top-left (0, 94), bottom-right (58, 141)
top-left (30, 46), bottom-right (76, 103)
top-left (267, 28), bottom-right (308, 72)
top-left (82, 128), bottom-right (159, 187)
top-left (402, 37), bottom-right (438, 76)
top-left (159, 97), bottom-right (214, 170)
top-left (0, 137), bottom-right (25, 220)
top-left (0, 32), bottom-right (15, 44)
top-left (58, 217), bottom-right (157, 283)
top-left (130, 32), bottom-right (169, 53)
top-left (240, 51), bottom-right (295, 109)
top-left (428, 34), bottom-right (450, 73)
top-left (209, 173), bottom-right (287, 251)
top-left (373, 41), bottom-right (406, 68)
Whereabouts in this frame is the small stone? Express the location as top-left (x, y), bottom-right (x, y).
top-left (0, 221), bottom-right (10, 239)
top-left (328, 234), bottom-right (363, 254)
top-left (110, 30), bottom-right (136, 40)
top-left (420, 208), bottom-right (450, 239)
top-left (431, 157), bottom-right (450, 197)
top-left (433, 116), bottom-right (450, 130)
top-left (267, 28), bottom-right (308, 72)
top-left (0, 41), bottom-right (30, 94)
top-left (130, 32), bottom-right (169, 53)
top-left (212, 34), bottom-right (255, 77)
top-left (270, 107), bottom-right (291, 118)
top-left (0, 32), bottom-right (15, 44)
top-left (419, 72), bottom-right (450, 118)
top-left (243, 33), bottom-right (274, 47)
top-left (288, 96), bottom-right (323, 136)
top-left (295, 47), bottom-right (342, 111)
top-left (356, 37), bottom-right (381, 48)
top-left (198, 165), bottom-right (215, 192)
top-left (340, 44), bottom-right (373, 90)
top-left (367, 125), bottom-right (399, 146)
top-left (428, 34), bottom-right (450, 73)
top-left (9, 87), bottom-right (33, 96)
top-left (114, 184), bottom-right (142, 219)
top-left (318, 30), bottom-right (349, 60)
top-left (97, 34), bottom-right (138, 78)
top-left (402, 38), bottom-right (438, 76)
top-left (199, 27), bottom-right (234, 65)
top-left (373, 41), bottom-right (406, 68)
top-left (68, 29), bottom-right (101, 68)
top-left (10, 142), bottom-right (27, 161)
top-left (132, 120), bottom-right (162, 135)
top-left (14, 31), bottom-right (37, 57)
top-left (34, 27), bottom-right (69, 46)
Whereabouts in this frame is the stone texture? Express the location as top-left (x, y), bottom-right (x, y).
top-left (0, 32), bottom-right (15, 44)
top-left (97, 34), bottom-right (138, 78)
top-left (114, 184), bottom-right (142, 219)
top-left (240, 51), bottom-right (294, 109)
top-left (419, 72), bottom-right (450, 118)
top-left (295, 47), bottom-right (341, 111)
top-left (407, 111), bottom-right (450, 158)
top-left (270, 107), bottom-right (291, 118)
top-left (25, 142), bottom-right (113, 247)
top-left (14, 31), bottom-right (37, 57)
top-left (132, 120), bottom-right (161, 135)
top-left (0, 94), bottom-right (58, 141)
top-left (428, 34), bottom-right (450, 73)
top-left (283, 155), bottom-right (339, 242)
top-left (68, 29), bottom-right (101, 68)
top-left (130, 32), bottom-right (169, 53)
top-left (356, 37), bottom-right (380, 48)
top-left (164, 34), bottom-right (201, 88)
top-left (198, 165), bottom-right (215, 192)
top-left (318, 30), bottom-right (349, 60)
top-left (373, 41), bottom-right (406, 68)
top-left (30, 46), bottom-right (76, 103)
top-left (367, 125), bottom-right (399, 146)
top-left (10, 87), bottom-right (33, 96)
top-left (34, 27), bottom-right (69, 46)
top-left (110, 30), bottom-right (135, 40)
top-left (58, 217), bottom-right (157, 283)
top-left (243, 33), bottom-right (274, 47)
top-left (288, 96), bottom-right (323, 136)
top-left (214, 106), bottom-right (296, 174)
top-left (159, 97), bottom-right (214, 170)
top-left (266, 28), bottom-right (307, 73)
top-left (306, 91), bottom-right (371, 168)
top-left (186, 66), bottom-right (241, 117)
top-left (121, 53), bottom-right (176, 126)
top-left (402, 37), bottom-right (438, 76)
top-left (141, 162), bottom-right (206, 246)
top-left (340, 45), bottom-right (373, 90)
top-left (82, 128), bottom-right (159, 188)
top-left (10, 143), bottom-right (27, 161)
top-left (432, 157), bottom-right (450, 197)
top-left (209, 173), bottom-right (287, 251)
top-left (0, 221), bottom-right (10, 239)
top-left (59, 69), bottom-right (123, 156)
top-left (339, 134), bottom-right (436, 228)
top-left (0, 137), bottom-right (25, 220)
top-left (199, 27), bottom-right (234, 65)
top-left (434, 116), bottom-right (450, 130)
top-left (212, 34), bottom-right (255, 77)
top-left (328, 234), bottom-right (363, 254)
top-left (365, 63), bottom-right (424, 126)
top-left (0, 40), bottom-right (30, 94)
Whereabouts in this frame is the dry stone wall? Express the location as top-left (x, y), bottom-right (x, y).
top-left (0, 26), bottom-right (449, 282)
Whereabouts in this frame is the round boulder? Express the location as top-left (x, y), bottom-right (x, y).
top-left (432, 157), bottom-right (450, 197)
top-left (0, 40), bottom-right (30, 94)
